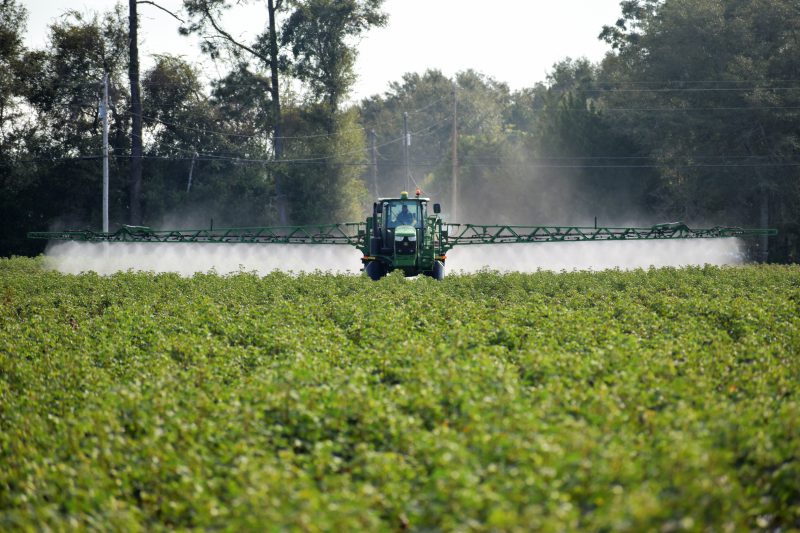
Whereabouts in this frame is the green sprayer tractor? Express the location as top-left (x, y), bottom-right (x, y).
top-left (29, 189), bottom-right (776, 279)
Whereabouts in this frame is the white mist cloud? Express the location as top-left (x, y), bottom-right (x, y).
top-left (45, 242), bottom-right (363, 276)
top-left (45, 239), bottom-right (745, 276)
top-left (446, 239), bottom-right (745, 273)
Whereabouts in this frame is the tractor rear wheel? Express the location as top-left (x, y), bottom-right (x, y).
top-left (365, 261), bottom-right (386, 281)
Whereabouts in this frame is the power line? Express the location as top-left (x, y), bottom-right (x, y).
top-left (100, 154), bottom-right (800, 169)
top-left (12, 153), bottom-right (800, 170)
top-left (5, 155), bottom-right (103, 164)
top-left (138, 113), bottom-right (403, 141)
top-left (139, 114), bottom-right (265, 139)
top-left (141, 111), bottom-right (454, 163)
top-left (583, 86), bottom-right (800, 93)
top-left (407, 95), bottom-right (452, 115)
top-left (410, 114), bottom-right (453, 137)
top-left (454, 162), bottom-right (800, 169)
top-left (599, 106), bottom-right (800, 112)
top-left (574, 79), bottom-right (800, 86)
top-left (61, 77), bottom-right (800, 87)
top-left (453, 154), bottom-right (800, 161)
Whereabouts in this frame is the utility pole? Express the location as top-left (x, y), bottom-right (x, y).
top-left (370, 129), bottom-right (379, 197)
top-left (102, 72), bottom-right (109, 233)
top-left (451, 83), bottom-right (459, 220)
top-left (403, 112), bottom-right (410, 192)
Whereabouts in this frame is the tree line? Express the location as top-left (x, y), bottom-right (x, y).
top-left (1, 0), bottom-right (797, 261)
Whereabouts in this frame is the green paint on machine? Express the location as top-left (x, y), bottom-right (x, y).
top-left (29, 191), bottom-right (777, 280)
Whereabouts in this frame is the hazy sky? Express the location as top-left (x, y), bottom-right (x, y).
top-left (24, 0), bottom-right (623, 99)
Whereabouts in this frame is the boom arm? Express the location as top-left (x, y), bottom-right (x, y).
top-left (29, 220), bottom-right (776, 254)
top-left (440, 222), bottom-right (777, 252)
top-left (28, 223), bottom-right (367, 247)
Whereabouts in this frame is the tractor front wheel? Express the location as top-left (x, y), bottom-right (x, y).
top-left (432, 260), bottom-right (445, 280)
top-left (365, 261), bottom-right (386, 281)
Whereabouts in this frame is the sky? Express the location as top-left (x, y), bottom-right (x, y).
top-left (23, 0), bottom-right (623, 100)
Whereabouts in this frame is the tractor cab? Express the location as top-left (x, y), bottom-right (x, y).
top-left (372, 191), bottom-right (428, 255)
top-left (383, 197), bottom-right (425, 256)
top-left (363, 190), bottom-right (445, 279)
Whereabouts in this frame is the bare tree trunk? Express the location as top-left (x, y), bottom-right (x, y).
top-left (129, 0), bottom-right (143, 225)
top-left (268, 0), bottom-right (287, 224)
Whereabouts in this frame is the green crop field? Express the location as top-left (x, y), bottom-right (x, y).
top-left (1, 257), bottom-right (799, 531)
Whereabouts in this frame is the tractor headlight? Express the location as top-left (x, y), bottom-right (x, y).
top-left (395, 234), bottom-right (416, 242)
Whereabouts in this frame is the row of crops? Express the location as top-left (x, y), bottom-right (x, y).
top-left (1, 257), bottom-right (799, 530)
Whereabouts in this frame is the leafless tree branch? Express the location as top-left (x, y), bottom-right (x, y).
top-left (136, 1), bottom-right (185, 23)
top-left (198, 5), bottom-right (270, 64)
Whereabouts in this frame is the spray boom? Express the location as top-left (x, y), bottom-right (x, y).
top-left (28, 193), bottom-right (777, 279)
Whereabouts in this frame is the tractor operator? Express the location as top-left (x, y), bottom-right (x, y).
top-left (394, 204), bottom-right (414, 226)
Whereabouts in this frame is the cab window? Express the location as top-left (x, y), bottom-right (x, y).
top-left (387, 201), bottom-right (423, 228)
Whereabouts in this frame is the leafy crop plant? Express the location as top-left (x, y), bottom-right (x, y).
top-left (1, 257), bottom-right (798, 530)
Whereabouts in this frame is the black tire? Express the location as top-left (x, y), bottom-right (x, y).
top-left (365, 261), bottom-right (386, 281)
top-left (432, 260), bottom-right (445, 280)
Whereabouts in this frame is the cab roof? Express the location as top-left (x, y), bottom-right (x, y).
top-left (378, 197), bottom-right (430, 202)
top-left (378, 190), bottom-right (431, 202)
